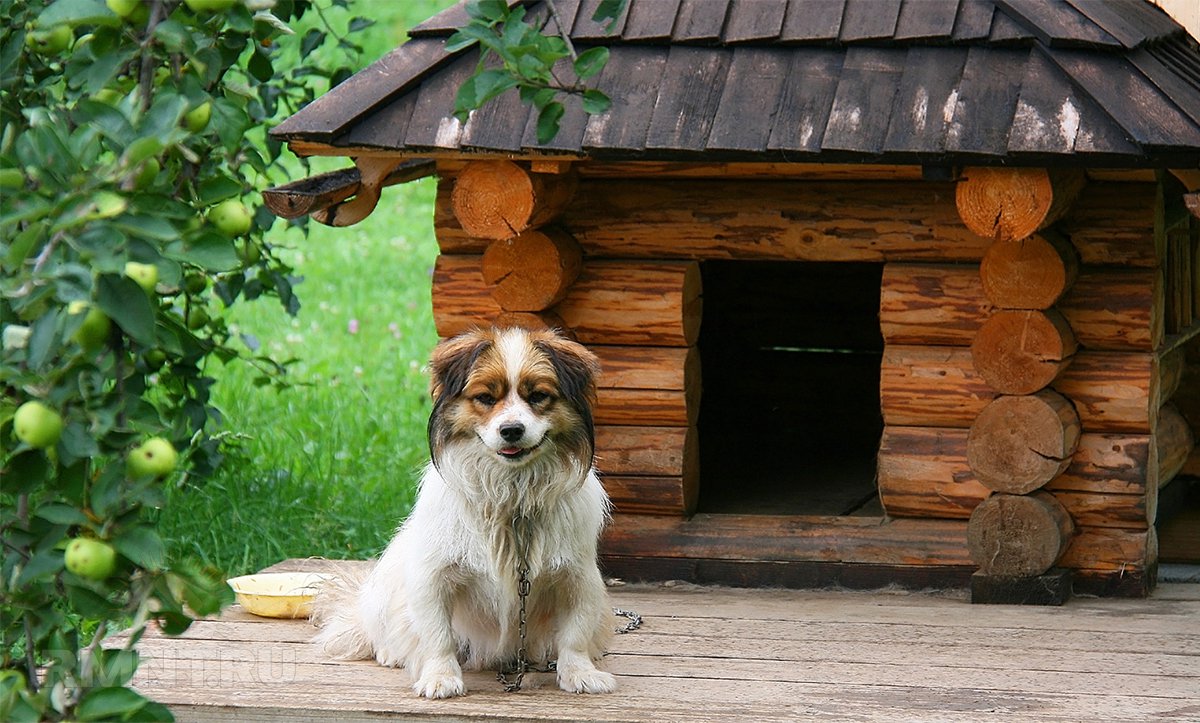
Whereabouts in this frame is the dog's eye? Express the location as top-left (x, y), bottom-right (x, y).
top-left (527, 391), bottom-right (551, 405)
top-left (473, 393), bottom-right (497, 407)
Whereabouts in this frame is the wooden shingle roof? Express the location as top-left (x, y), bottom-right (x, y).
top-left (271, 0), bottom-right (1200, 167)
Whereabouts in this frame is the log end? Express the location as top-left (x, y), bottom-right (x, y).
top-left (967, 491), bottom-right (1075, 576)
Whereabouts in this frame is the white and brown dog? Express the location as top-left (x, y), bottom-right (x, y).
top-left (312, 327), bottom-right (615, 698)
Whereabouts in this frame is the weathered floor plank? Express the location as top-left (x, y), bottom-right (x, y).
top-left (124, 565), bottom-right (1200, 723)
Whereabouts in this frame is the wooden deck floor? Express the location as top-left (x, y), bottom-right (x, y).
top-left (126, 560), bottom-right (1200, 722)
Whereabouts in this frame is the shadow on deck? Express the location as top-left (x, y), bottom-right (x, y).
top-left (124, 559), bottom-right (1200, 722)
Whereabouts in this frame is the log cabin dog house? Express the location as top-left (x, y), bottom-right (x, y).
top-left (269, 0), bottom-right (1200, 600)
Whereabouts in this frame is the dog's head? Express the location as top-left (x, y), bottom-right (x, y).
top-left (426, 327), bottom-right (600, 471)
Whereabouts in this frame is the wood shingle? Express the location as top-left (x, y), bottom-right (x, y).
top-left (271, 0), bottom-right (1200, 167)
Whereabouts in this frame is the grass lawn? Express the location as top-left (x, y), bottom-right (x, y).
top-left (158, 0), bottom-right (455, 576)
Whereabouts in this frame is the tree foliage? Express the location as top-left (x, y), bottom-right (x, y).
top-left (448, 0), bottom-right (627, 143)
top-left (0, 0), bottom-right (371, 719)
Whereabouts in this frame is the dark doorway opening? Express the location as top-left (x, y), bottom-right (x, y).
top-left (696, 261), bottom-right (885, 516)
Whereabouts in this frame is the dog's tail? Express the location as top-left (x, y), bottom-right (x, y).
top-left (310, 561), bottom-right (375, 660)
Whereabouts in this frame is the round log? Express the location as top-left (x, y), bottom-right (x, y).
top-left (967, 391), bottom-right (1081, 494)
top-left (980, 231), bottom-right (1079, 309)
top-left (1156, 404), bottom-right (1194, 489)
top-left (955, 167), bottom-right (1086, 242)
top-left (971, 309), bottom-right (1077, 394)
top-left (967, 491), bottom-right (1075, 576)
top-left (481, 228), bottom-right (583, 311)
top-left (492, 310), bottom-right (570, 336)
top-left (451, 160), bottom-right (577, 240)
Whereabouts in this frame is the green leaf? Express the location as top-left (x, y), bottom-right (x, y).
top-left (536, 101), bottom-right (565, 144)
top-left (573, 47), bottom-right (609, 80)
top-left (582, 89), bottom-right (612, 115)
top-left (16, 549), bottom-right (64, 586)
top-left (96, 274), bottom-right (156, 346)
top-left (76, 686), bottom-right (148, 722)
top-left (93, 649), bottom-right (139, 688)
top-left (171, 232), bottom-right (240, 272)
top-left (113, 526), bottom-right (166, 570)
top-left (248, 51), bottom-right (273, 83)
top-left (472, 68), bottom-right (519, 107)
top-left (35, 503), bottom-right (88, 526)
top-left (36, 0), bottom-right (118, 28)
top-left (591, 0), bottom-right (627, 31)
top-left (211, 98), bottom-right (251, 152)
top-left (468, 0), bottom-right (509, 23)
top-left (196, 174), bottom-right (242, 206)
top-left (113, 215), bottom-right (177, 242)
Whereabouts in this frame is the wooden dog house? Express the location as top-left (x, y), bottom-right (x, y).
top-left (268, 0), bottom-right (1200, 598)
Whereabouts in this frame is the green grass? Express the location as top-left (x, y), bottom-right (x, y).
top-left (159, 0), bottom-right (456, 576)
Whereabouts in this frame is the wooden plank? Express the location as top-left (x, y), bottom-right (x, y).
top-left (945, 47), bottom-right (1029, 155)
top-left (880, 263), bottom-right (1164, 352)
top-left (988, 8), bottom-right (1034, 42)
top-left (1045, 48), bottom-right (1200, 150)
top-left (595, 425), bottom-right (696, 478)
top-left (672, 0), bottom-right (731, 43)
top-left (621, 0), bottom-right (681, 41)
top-left (645, 47), bottom-right (732, 151)
top-left (1007, 49), bottom-right (1138, 156)
top-left (894, 0), bottom-right (961, 41)
top-left (1061, 183), bottom-right (1160, 268)
top-left (601, 475), bottom-right (696, 516)
top-left (521, 56), bottom-right (591, 152)
top-left (722, 0), bottom-right (787, 43)
top-left (883, 46), bottom-right (968, 154)
top-left (581, 47), bottom-right (670, 152)
top-left (1129, 47), bottom-right (1200, 133)
top-left (459, 67), bottom-right (532, 153)
top-left (1064, 0), bottom-right (1154, 48)
top-left (433, 255), bottom-right (701, 346)
top-left (593, 345), bottom-right (696, 390)
top-left (765, 48), bottom-right (843, 153)
top-left (839, 0), bottom-right (901, 40)
top-left (880, 345), bottom-right (1167, 433)
top-left (707, 48), bottom-right (790, 152)
top-left (271, 38), bottom-right (453, 140)
top-left (951, 0), bottom-right (994, 40)
top-left (995, 0), bottom-right (1120, 47)
top-left (779, 0), bottom-right (845, 42)
top-left (822, 47), bottom-right (906, 154)
top-left (561, 179), bottom-right (985, 262)
top-left (340, 87), bottom-right (419, 149)
top-left (571, 0), bottom-right (627, 39)
top-left (596, 387), bottom-right (696, 426)
top-left (401, 49), bottom-right (478, 150)
top-left (576, 161), bottom-right (924, 179)
top-left (878, 425), bottom-right (1156, 527)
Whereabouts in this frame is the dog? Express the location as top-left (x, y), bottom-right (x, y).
top-left (311, 327), bottom-right (616, 698)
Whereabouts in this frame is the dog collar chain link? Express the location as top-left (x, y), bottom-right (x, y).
top-left (496, 514), bottom-right (642, 692)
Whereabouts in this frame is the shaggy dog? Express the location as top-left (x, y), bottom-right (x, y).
top-left (311, 327), bottom-right (616, 698)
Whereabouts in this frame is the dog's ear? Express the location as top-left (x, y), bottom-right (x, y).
top-left (428, 330), bottom-right (492, 402)
top-left (533, 331), bottom-right (601, 457)
top-left (533, 332), bottom-right (601, 406)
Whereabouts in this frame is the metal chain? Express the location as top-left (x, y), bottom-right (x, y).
top-left (496, 514), bottom-right (640, 692)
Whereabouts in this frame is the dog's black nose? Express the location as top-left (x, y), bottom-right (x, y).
top-left (499, 422), bottom-right (525, 443)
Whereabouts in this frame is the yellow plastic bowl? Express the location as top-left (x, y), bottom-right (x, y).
top-left (226, 572), bottom-right (332, 619)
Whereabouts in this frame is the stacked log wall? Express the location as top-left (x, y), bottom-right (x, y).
top-left (431, 161), bottom-right (1192, 592)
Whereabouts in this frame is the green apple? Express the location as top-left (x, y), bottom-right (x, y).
top-left (237, 239), bottom-right (261, 265)
top-left (126, 437), bottom-right (178, 478)
top-left (13, 401), bottom-right (64, 449)
top-left (184, 0), bottom-right (237, 12)
top-left (132, 157), bottom-right (159, 189)
top-left (69, 301), bottom-right (112, 350)
top-left (208, 199), bottom-right (252, 237)
top-left (184, 100), bottom-right (212, 133)
top-left (25, 25), bottom-right (73, 56)
top-left (124, 261), bottom-right (159, 294)
top-left (143, 349), bottom-right (167, 370)
top-left (182, 273), bottom-right (208, 295)
top-left (106, 0), bottom-right (143, 20)
top-left (65, 538), bottom-right (117, 581)
top-left (185, 306), bottom-right (210, 330)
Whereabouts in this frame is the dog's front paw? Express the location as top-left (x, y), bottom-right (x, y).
top-left (413, 660), bottom-right (466, 699)
top-left (557, 666), bottom-right (617, 694)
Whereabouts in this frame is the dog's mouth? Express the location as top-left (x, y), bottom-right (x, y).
top-left (495, 438), bottom-right (543, 461)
